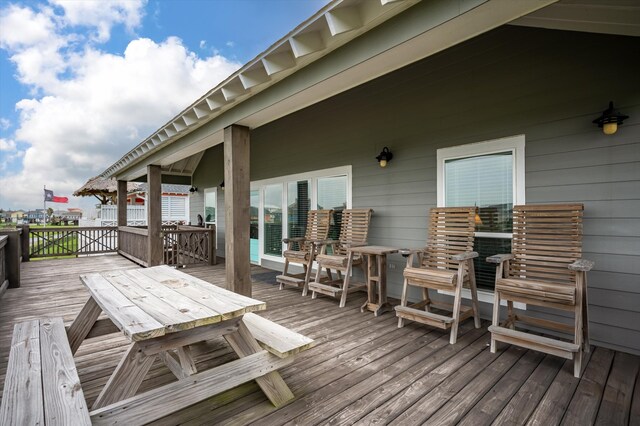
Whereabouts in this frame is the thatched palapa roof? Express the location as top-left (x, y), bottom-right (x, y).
top-left (74, 176), bottom-right (141, 204)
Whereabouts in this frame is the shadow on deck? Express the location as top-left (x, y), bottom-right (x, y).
top-left (1, 255), bottom-right (638, 425)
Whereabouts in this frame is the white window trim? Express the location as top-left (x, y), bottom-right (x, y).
top-left (203, 187), bottom-right (217, 225)
top-left (251, 166), bottom-right (352, 265)
top-left (436, 135), bottom-right (526, 308)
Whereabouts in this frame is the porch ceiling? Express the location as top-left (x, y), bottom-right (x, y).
top-left (104, 0), bottom-right (557, 182)
top-left (509, 0), bottom-right (640, 37)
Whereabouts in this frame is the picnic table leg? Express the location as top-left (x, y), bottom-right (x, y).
top-left (67, 297), bottom-right (102, 355)
top-left (92, 343), bottom-right (156, 410)
top-left (225, 321), bottom-right (294, 407)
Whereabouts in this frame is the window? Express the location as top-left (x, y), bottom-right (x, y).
top-left (204, 188), bottom-right (217, 224)
top-left (437, 135), bottom-right (525, 291)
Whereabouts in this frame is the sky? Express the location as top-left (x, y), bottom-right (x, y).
top-left (0, 0), bottom-right (328, 212)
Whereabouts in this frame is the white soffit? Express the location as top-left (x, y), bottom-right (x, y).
top-left (108, 0), bottom-right (558, 181)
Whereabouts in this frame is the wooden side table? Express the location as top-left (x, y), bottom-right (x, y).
top-left (348, 245), bottom-right (398, 316)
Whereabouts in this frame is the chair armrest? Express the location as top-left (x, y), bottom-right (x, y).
top-left (282, 237), bottom-right (305, 244)
top-left (452, 251), bottom-right (478, 261)
top-left (398, 248), bottom-right (426, 258)
top-left (343, 242), bottom-right (368, 249)
top-left (569, 259), bottom-right (595, 272)
top-left (312, 239), bottom-right (339, 247)
top-left (486, 254), bottom-right (514, 264)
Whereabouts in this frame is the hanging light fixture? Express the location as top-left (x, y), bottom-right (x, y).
top-left (592, 101), bottom-right (629, 135)
top-left (219, 180), bottom-right (225, 190)
top-left (376, 147), bottom-right (393, 168)
top-left (189, 186), bottom-right (198, 193)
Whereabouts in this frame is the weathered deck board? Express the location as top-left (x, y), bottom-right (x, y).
top-left (0, 255), bottom-right (638, 425)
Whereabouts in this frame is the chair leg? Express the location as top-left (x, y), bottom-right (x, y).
top-left (422, 288), bottom-right (431, 312)
top-left (311, 263), bottom-right (323, 300)
top-left (339, 254), bottom-right (354, 308)
top-left (302, 262), bottom-right (312, 297)
top-left (573, 350), bottom-right (583, 378)
top-left (507, 301), bottom-right (515, 329)
top-left (467, 259), bottom-right (481, 329)
top-left (279, 258), bottom-right (289, 290)
top-left (582, 272), bottom-right (591, 353)
top-left (490, 290), bottom-right (500, 353)
top-left (449, 278), bottom-right (463, 345)
top-left (398, 277), bottom-right (409, 328)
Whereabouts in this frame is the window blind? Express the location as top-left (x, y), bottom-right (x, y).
top-left (288, 181), bottom-right (310, 242)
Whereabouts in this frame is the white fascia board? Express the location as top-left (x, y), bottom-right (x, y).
top-left (239, 66), bottom-right (270, 89)
top-left (290, 31), bottom-right (325, 58)
top-left (262, 50), bottom-right (297, 76)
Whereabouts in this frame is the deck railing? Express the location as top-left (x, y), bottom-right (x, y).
top-left (118, 226), bottom-right (150, 266)
top-left (163, 225), bottom-right (216, 267)
top-left (29, 226), bottom-right (118, 259)
top-left (0, 235), bottom-right (8, 297)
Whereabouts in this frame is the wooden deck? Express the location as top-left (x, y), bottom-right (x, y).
top-left (1, 255), bottom-right (639, 425)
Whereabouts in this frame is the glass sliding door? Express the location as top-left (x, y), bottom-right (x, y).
top-left (264, 184), bottom-right (283, 256)
top-left (204, 188), bottom-right (216, 225)
top-left (250, 190), bottom-right (259, 264)
top-left (317, 175), bottom-right (348, 241)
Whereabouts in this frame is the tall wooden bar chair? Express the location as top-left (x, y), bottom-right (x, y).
top-left (487, 204), bottom-right (593, 378)
top-left (309, 209), bottom-right (373, 307)
top-left (276, 209), bottom-right (333, 296)
top-left (395, 207), bottom-right (480, 344)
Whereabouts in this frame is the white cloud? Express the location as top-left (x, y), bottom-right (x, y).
top-left (199, 40), bottom-right (206, 49)
top-left (0, 3), bottom-right (241, 210)
top-left (226, 41), bottom-right (235, 48)
top-left (0, 118), bottom-right (10, 130)
top-left (0, 138), bottom-right (16, 151)
top-left (49, 0), bottom-right (146, 42)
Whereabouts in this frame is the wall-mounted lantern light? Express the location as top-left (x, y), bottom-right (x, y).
top-left (376, 147), bottom-right (393, 168)
top-left (189, 186), bottom-right (198, 193)
top-left (592, 101), bottom-right (628, 135)
top-left (219, 180), bottom-right (225, 190)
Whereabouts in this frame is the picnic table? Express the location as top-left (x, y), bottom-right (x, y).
top-left (60, 265), bottom-right (313, 424)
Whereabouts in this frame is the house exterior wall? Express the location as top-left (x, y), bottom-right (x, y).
top-left (192, 26), bottom-right (640, 354)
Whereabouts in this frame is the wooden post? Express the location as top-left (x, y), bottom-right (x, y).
top-left (0, 230), bottom-right (21, 288)
top-left (117, 180), bottom-right (128, 227)
top-left (18, 224), bottom-right (29, 262)
top-left (147, 165), bottom-right (163, 267)
top-left (208, 225), bottom-right (216, 265)
top-left (117, 180), bottom-right (127, 253)
top-left (224, 124), bottom-right (251, 296)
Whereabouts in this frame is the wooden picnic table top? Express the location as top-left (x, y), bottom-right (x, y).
top-left (79, 265), bottom-right (266, 342)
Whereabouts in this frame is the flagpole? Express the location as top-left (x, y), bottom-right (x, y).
top-left (43, 185), bottom-right (46, 229)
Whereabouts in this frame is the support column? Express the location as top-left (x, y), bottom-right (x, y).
top-left (224, 124), bottom-right (251, 296)
top-left (117, 180), bottom-right (128, 227)
top-left (147, 165), bottom-right (163, 266)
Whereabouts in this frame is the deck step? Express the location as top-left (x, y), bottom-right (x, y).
top-left (489, 325), bottom-right (579, 359)
top-left (395, 306), bottom-right (453, 329)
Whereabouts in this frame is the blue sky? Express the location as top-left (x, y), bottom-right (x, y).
top-left (0, 0), bottom-right (328, 211)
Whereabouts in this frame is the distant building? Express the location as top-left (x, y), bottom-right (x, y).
top-left (26, 209), bottom-right (47, 224)
top-left (9, 210), bottom-right (25, 223)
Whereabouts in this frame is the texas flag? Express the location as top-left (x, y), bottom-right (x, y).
top-left (44, 189), bottom-right (69, 203)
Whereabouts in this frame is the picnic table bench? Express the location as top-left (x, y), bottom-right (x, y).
top-left (0, 266), bottom-right (315, 425)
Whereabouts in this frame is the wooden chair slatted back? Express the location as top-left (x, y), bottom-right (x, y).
top-left (335, 209), bottom-right (373, 256)
top-left (421, 207), bottom-right (476, 271)
top-left (300, 210), bottom-right (333, 251)
top-left (510, 204), bottom-right (583, 284)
